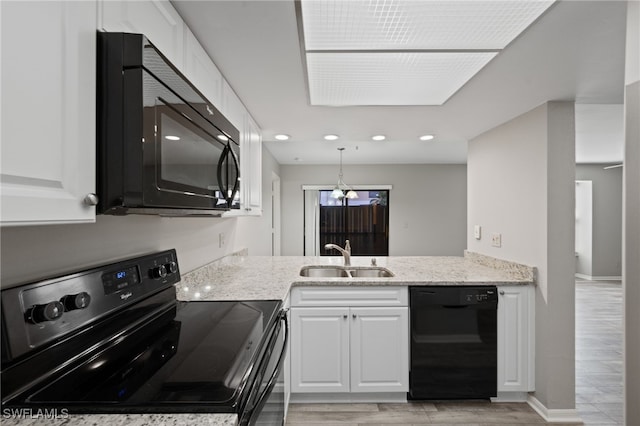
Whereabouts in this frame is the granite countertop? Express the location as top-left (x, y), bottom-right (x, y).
top-left (0, 413), bottom-right (237, 426)
top-left (177, 251), bottom-right (535, 302)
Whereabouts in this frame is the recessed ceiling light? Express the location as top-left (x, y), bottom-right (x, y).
top-left (217, 134), bottom-right (229, 141)
top-left (274, 134), bottom-right (290, 141)
top-left (164, 135), bottom-right (180, 141)
top-left (372, 135), bottom-right (386, 141)
top-left (324, 134), bottom-right (339, 141)
top-left (419, 134), bottom-right (435, 141)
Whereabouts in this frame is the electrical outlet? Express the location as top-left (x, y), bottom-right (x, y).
top-left (491, 233), bottom-right (502, 248)
top-left (474, 225), bottom-right (482, 240)
top-left (219, 232), bottom-right (226, 248)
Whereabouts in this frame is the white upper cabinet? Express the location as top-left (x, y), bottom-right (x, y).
top-left (221, 80), bottom-right (247, 132)
top-left (183, 28), bottom-right (223, 107)
top-left (1, 1), bottom-right (97, 226)
top-left (241, 114), bottom-right (263, 214)
top-left (99, 0), bottom-right (184, 70)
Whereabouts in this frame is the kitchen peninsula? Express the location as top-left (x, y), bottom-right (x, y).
top-left (177, 251), bottom-right (535, 302)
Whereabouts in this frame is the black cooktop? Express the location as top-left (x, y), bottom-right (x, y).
top-left (5, 298), bottom-right (280, 413)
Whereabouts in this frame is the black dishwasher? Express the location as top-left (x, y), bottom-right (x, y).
top-left (409, 286), bottom-right (498, 400)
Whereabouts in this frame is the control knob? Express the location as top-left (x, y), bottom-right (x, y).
top-left (165, 261), bottom-right (178, 274)
top-left (150, 265), bottom-right (167, 279)
top-left (28, 301), bottom-right (64, 324)
top-left (61, 292), bottom-right (91, 311)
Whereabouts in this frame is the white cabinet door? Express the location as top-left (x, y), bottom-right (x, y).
top-left (351, 307), bottom-right (409, 393)
top-left (99, 0), bottom-right (184, 70)
top-left (290, 307), bottom-right (350, 393)
top-left (1, 1), bottom-right (97, 226)
top-left (182, 28), bottom-right (223, 107)
top-left (221, 80), bottom-right (246, 132)
top-left (497, 285), bottom-right (534, 392)
top-left (242, 114), bottom-right (262, 214)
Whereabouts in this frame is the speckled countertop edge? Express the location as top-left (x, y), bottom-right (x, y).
top-left (177, 253), bottom-right (535, 302)
top-left (0, 413), bottom-right (237, 426)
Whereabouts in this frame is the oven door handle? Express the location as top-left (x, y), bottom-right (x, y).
top-left (243, 309), bottom-right (288, 425)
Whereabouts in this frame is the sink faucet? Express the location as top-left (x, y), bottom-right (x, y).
top-left (324, 240), bottom-right (351, 266)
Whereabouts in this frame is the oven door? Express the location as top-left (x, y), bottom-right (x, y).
top-left (240, 309), bottom-right (288, 426)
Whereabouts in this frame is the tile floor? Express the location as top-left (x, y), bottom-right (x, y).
top-left (286, 280), bottom-right (624, 425)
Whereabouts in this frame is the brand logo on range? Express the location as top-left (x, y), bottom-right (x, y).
top-left (120, 292), bottom-right (133, 301)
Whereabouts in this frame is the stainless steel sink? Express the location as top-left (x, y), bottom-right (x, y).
top-left (299, 266), bottom-right (394, 278)
top-left (348, 267), bottom-right (394, 278)
top-left (299, 266), bottom-right (350, 277)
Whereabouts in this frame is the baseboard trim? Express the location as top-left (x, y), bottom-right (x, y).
top-left (290, 392), bottom-right (407, 404)
top-left (575, 274), bottom-right (622, 281)
top-left (491, 391), bottom-right (529, 402)
top-left (527, 395), bottom-right (583, 424)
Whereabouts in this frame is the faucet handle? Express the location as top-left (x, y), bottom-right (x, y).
top-left (344, 240), bottom-right (351, 254)
top-left (371, 258), bottom-right (377, 266)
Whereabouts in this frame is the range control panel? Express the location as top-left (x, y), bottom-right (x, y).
top-left (1, 250), bottom-right (180, 360)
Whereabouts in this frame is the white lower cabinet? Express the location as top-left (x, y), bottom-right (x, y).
top-left (497, 285), bottom-right (534, 393)
top-left (291, 307), bottom-right (350, 393)
top-left (350, 307), bottom-right (409, 392)
top-left (290, 287), bottom-right (409, 395)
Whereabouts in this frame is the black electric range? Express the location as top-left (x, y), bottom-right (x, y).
top-left (1, 250), bottom-right (287, 425)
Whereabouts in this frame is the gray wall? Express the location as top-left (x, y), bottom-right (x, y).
top-left (623, 2), bottom-right (640, 423)
top-left (280, 164), bottom-right (467, 257)
top-left (468, 102), bottom-right (576, 411)
top-left (0, 147), bottom-right (279, 288)
top-left (575, 164), bottom-right (623, 278)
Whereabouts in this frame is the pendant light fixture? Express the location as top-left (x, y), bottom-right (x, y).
top-left (331, 147), bottom-right (358, 199)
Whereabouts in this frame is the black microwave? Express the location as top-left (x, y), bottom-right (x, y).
top-left (96, 32), bottom-right (240, 216)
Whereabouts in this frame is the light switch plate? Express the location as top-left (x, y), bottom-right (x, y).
top-left (491, 233), bottom-right (502, 247)
top-left (474, 225), bottom-right (481, 240)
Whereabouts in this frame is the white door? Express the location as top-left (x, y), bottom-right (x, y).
top-left (575, 180), bottom-right (593, 278)
top-left (272, 173), bottom-right (281, 256)
top-left (290, 307), bottom-right (350, 393)
top-left (350, 307), bottom-right (409, 392)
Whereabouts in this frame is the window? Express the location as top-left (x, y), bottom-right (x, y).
top-left (317, 190), bottom-right (389, 256)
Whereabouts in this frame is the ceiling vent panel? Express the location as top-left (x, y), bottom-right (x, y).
top-left (307, 51), bottom-right (497, 106)
top-left (301, 0), bottom-right (555, 50)
top-left (299, 0), bottom-right (556, 106)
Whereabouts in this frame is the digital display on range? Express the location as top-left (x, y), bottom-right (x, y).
top-left (102, 266), bottom-right (140, 295)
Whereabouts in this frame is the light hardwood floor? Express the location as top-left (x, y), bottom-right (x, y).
top-left (286, 280), bottom-right (623, 425)
top-left (286, 401), bottom-right (558, 425)
top-left (575, 280), bottom-right (623, 425)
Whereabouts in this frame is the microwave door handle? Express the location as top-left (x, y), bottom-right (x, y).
top-left (229, 146), bottom-right (240, 203)
top-left (217, 144), bottom-right (230, 204)
top-left (243, 311), bottom-right (289, 426)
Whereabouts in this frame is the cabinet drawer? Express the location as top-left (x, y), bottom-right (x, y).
top-left (290, 287), bottom-right (408, 307)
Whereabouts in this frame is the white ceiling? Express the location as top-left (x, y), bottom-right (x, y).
top-left (171, 0), bottom-right (627, 165)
